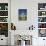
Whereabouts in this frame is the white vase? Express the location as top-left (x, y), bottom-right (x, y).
top-left (21, 40), bottom-right (25, 46)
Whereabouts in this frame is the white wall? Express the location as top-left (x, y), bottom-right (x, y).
top-left (11, 0), bottom-right (46, 46)
top-left (11, 0), bottom-right (38, 30)
top-left (11, 0), bottom-right (46, 30)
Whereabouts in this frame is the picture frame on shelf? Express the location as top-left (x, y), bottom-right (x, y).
top-left (38, 3), bottom-right (46, 10)
top-left (38, 23), bottom-right (46, 28)
top-left (0, 23), bottom-right (8, 37)
top-left (0, 11), bottom-right (8, 16)
top-left (0, 3), bottom-right (8, 10)
top-left (38, 11), bottom-right (46, 16)
top-left (38, 17), bottom-right (46, 22)
top-left (0, 17), bottom-right (8, 22)
top-left (38, 29), bottom-right (46, 37)
top-left (5, 6), bottom-right (8, 10)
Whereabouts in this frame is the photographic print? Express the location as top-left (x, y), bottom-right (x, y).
top-left (0, 3), bottom-right (8, 10)
top-left (38, 11), bottom-right (46, 16)
top-left (0, 23), bottom-right (8, 37)
top-left (38, 3), bottom-right (46, 10)
top-left (0, 11), bottom-right (8, 16)
top-left (38, 23), bottom-right (46, 28)
top-left (38, 29), bottom-right (46, 37)
top-left (0, 17), bottom-right (8, 22)
top-left (38, 17), bottom-right (46, 22)
top-left (18, 9), bottom-right (27, 21)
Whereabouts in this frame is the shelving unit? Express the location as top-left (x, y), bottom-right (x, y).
top-left (38, 10), bottom-right (46, 11)
top-left (0, 3), bottom-right (8, 37)
top-left (38, 3), bottom-right (46, 37)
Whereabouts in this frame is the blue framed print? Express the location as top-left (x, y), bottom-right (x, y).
top-left (18, 9), bottom-right (27, 21)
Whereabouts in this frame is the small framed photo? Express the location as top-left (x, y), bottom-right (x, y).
top-left (18, 9), bottom-right (27, 21)
top-left (0, 23), bottom-right (8, 37)
top-left (38, 29), bottom-right (46, 37)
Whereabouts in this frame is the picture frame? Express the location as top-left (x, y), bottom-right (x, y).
top-left (38, 29), bottom-right (46, 37)
top-left (18, 9), bottom-right (27, 21)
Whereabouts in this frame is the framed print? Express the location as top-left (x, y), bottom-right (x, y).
top-left (18, 9), bottom-right (27, 21)
top-left (38, 29), bottom-right (46, 37)
top-left (0, 23), bottom-right (8, 37)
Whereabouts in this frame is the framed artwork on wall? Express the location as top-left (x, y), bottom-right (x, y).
top-left (18, 9), bottom-right (27, 21)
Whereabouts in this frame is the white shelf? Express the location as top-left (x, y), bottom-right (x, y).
top-left (38, 28), bottom-right (46, 29)
top-left (38, 22), bottom-right (46, 23)
top-left (0, 22), bottom-right (8, 23)
top-left (38, 10), bottom-right (46, 11)
top-left (0, 10), bottom-right (8, 11)
top-left (38, 16), bottom-right (46, 17)
top-left (0, 16), bottom-right (8, 17)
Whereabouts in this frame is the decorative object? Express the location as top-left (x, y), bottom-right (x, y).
top-left (38, 3), bottom-right (46, 10)
top-left (42, 12), bottom-right (45, 15)
top-left (0, 6), bottom-right (1, 10)
top-left (11, 23), bottom-right (16, 30)
top-left (21, 40), bottom-right (25, 46)
top-left (0, 17), bottom-right (8, 22)
top-left (18, 9), bottom-right (27, 21)
top-left (15, 35), bottom-right (32, 46)
top-left (29, 25), bottom-right (35, 30)
top-left (0, 23), bottom-right (8, 37)
top-left (38, 17), bottom-right (46, 22)
top-left (0, 23), bottom-right (8, 30)
top-left (38, 11), bottom-right (46, 16)
top-left (0, 3), bottom-right (8, 10)
top-left (38, 23), bottom-right (46, 28)
top-left (0, 11), bottom-right (8, 16)
top-left (5, 6), bottom-right (8, 10)
top-left (39, 29), bottom-right (46, 37)
top-left (19, 35), bottom-right (32, 45)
